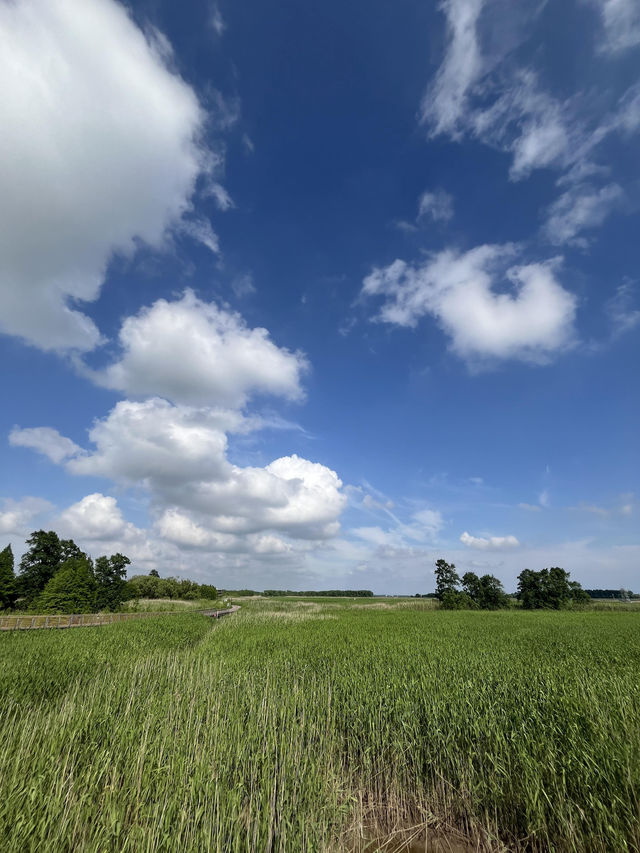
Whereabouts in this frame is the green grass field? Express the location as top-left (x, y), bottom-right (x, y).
top-left (1, 599), bottom-right (639, 851)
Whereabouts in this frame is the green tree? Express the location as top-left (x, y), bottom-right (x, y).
top-left (517, 568), bottom-right (588, 609)
top-left (461, 571), bottom-right (483, 603)
top-left (94, 553), bottom-right (130, 611)
top-left (18, 530), bottom-right (62, 603)
top-left (150, 569), bottom-right (160, 578)
top-left (60, 539), bottom-right (89, 563)
top-left (36, 557), bottom-right (97, 614)
top-left (199, 584), bottom-right (218, 600)
top-left (434, 558), bottom-right (460, 601)
top-left (0, 545), bottom-right (17, 609)
top-left (441, 590), bottom-right (476, 610)
top-left (570, 581), bottom-right (591, 605)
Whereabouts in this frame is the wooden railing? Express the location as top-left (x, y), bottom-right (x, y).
top-left (0, 606), bottom-right (240, 631)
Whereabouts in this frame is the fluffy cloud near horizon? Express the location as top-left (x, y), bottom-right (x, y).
top-left (12, 398), bottom-right (347, 551)
top-left (362, 245), bottom-right (577, 364)
top-left (0, 0), bottom-right (213, 351)
top-left (88, 291), bottom-right (308, 407)
top-left (460, 531), bottom-right (520, 550)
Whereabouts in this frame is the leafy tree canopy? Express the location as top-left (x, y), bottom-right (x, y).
top-left (434, 559), bottom-right (460, 601)
top-left (36, 557), bottom-right (97, 614)
top-left (517, 568), bottom-right (590, 609)
top-left (94, 553), bottom-right (130, 611)
top-left (0, 544), bottom-right (16, 609)
top-left (18, 530), bottom-right (63, 602)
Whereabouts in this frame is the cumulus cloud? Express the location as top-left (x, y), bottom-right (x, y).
top-left (9, 427), bottom-right (84, 464)
top-left (460, 531), bottom-right (520, 549)
top-left (0, 0), bottom-right (211, 351)
top-left (88, 291), bottom-right (308, 407)
top-left (362, 245), bottom-right (577, 364)
top-left (58, 493), bottom-right (132, 541)
top-left (17, 399), bottom-right (347, 547)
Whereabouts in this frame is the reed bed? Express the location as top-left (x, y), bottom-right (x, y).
top-left (1, 603), bottom-right (639, 852)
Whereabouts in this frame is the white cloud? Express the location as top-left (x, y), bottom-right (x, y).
top-left (351, 506), bottom-right (443, 550)
top-left (539, 489), bottom-right (550, 508)
top-left (58, 493), bottom-right (131, 541)
top-left (232, 273), bottom-right (257, 299)
top-left (606, 282), bottom-right (640, 338)
top-left (420, 0), bottom-right (640, 252)
top-left (518, 502), bottom-right (542, 512)
top-left (420, 0), bottom-right (486, 138)
top-left (0, 0), bottom-right (211, 351)
top-left (0, 497), bottom-right (53, 536)
top-left (543, 184), bottom-right (624, 246)
top-left (209, 3), bottom-right (225, 37)
top-left (178, 218), bottom-right (220, 255)
top-left (19, 398), bottom-right (347, 546)
top-left (417, 190), bottom-right (454, 223)
top-left (67, 398), bottom-right (234, 485)
top-left (362, 245), bottom-right (577, 364)
top-left (460, 531), bottom-right (520, 549)
top-left (588, 0), bottom-right (640, 53)
top-left (9, 427), bottom-right (83, 464)
top-left (205, 182), bottom-right (234, 211)
top-left (88, 290), bottom-right (308, 407)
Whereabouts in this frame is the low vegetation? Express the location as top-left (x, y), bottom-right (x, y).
top-left (1, 599), bottom-right (639, 851)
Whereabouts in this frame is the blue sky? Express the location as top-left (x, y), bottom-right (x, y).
top-left (0, 0), bottom-right (638, 592)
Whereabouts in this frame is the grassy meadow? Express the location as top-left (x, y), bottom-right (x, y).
top-left (1, 598), bottom-right (639, 851)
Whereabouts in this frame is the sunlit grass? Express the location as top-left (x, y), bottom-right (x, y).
top-left (1, 601), bottom-right (639, 851)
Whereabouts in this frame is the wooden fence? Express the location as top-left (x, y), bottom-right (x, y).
top-left (0, 606), bottom-right (239, 631)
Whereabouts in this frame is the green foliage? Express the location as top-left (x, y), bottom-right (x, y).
top-left (440, 590), bottom-right (477, 610)
top-left (125, 573), bottom-right (216, 603)
top-left (94, 553), bottom-right (130, 611)
top-left (434, 558), bottom-right (460, 601)
top-left (36, 557), bottom-right (97, 614)
top-left (1, 604), bottom-right (639, 851)
top-left (0, 545), bottom-right (16, 609)
top-left (17, 530), bottom-right (62, 602)
top-left (517, 567), bottom-right (590, 609)
top-left (462, 572), bottom-right (510, 609)
top-left (263, 589), bottom-right (373, 597)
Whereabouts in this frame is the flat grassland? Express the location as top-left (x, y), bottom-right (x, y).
top-left (1, 598), bottom-right (639, 852)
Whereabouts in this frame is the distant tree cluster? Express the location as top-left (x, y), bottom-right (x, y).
top-left (219, 589), bottom-right (258, 597)
top-left (0, 530), bottom-right (129, 614)
top-left (125, 574), bottom-right (217, 601)
top-left (434, 559), bottom-right (510, 610)
top-left (517, 568), bottom-right (590, 609)
top-left (584, 588), bottom-right (638, 600)
top-left (263, 589), bottom-right (373, 597)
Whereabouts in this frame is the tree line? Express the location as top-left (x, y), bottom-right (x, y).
top-left (0, 531), bottom-right (217, 614)
top-left (263, 589), bottom-right (374, 597)
top-left (433, 559), bottom-right (590, 609)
